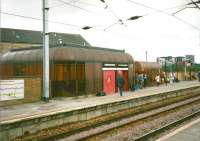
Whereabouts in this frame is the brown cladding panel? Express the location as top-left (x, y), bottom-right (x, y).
top-left (129, 63), bottom-right (134, 87)
top-left (85, 63), bottom-right (94, 94)
top-left (54, 64), bottom-right (66, 81)
top-left (94, 63), bottom-right (102, 93)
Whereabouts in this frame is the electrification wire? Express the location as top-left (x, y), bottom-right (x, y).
top-left (74, 1), bottom-right (104, 8)
top-left (71, 0), bottom-right (81, 3)
top-left (49, 0), bottom-right (81, 8)
top-left (0, 10), bottom-right (141, 41)
top-left (172, 7), bottom-right (187, 15)
top-left (55, 0), bottom-right (93, 13)
top-left (51, 0), bottom-right (192, 31)
top-left (1, 1), bottom-right (200, 36)
top-left (99, 1), bottom-right (127, 30)
top-left (127, 0), bottom-right (200, 31)
top-left (0, 11), bottom-right (81, 28)
top-left (50, 0), bottom-right (104, 9)
top-left (103, 3), bottom-right (190, 31)
top-left (172, 0), bottom-right (200, 15)
top-left (49, 3), bottom-right (66, 8)
top-left (187, 0), bottom-right (200, 6)
top-left (191, 0), bottom-right (200, 9)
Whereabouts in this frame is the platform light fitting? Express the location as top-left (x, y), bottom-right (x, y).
top-left (82, 26), bottom-right (92, 30)
top-left (128, 16), bottom-right (143, 20)
top-left (100, 0), bottom-right (106, 3)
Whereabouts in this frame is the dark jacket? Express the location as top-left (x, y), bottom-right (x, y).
top-left (116, 75), bottom-right (124, 88)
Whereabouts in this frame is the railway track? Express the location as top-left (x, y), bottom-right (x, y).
top-left (76, 97), bottom-right (200, 141)
top-left (133, 110), bottom-right (200, 141)
top-left (13, 94), bottom-right (200, 141)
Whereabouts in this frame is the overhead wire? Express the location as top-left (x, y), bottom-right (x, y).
top-left (172, 0), bottom-right (200, 15)
top-left (55, 0), bottom-right (93, 13)
top-left (187, 0), bottom-right (200, 6)
top-left (103, 2), bottom-right (190, 31)
top-left (190, 0), bottom-right (200, 9)
top-left (172, 7), bottom-right (187, 15)
top-left (74, 1), bottom-right (104, 8)
top-left (1, 0), bottom-right (200, 36)
top-left (0, 11), bottom-right (81, 28)
top-left (50, 0), bottom-right (197, 31)
top-left (127, 0), bottom-right (200, 31)
top-left (1, 1), bottom-right (200, 47)
top-left (0, 10), bottom-right (141, 41)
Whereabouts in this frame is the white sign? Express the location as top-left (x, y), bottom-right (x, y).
top-left (0, 80), bottom-right (24, 101)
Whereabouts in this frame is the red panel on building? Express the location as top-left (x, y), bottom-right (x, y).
top-left (103, 70), bottom-right (115, 95)
top-left (122, 71), bottom-right (128, 91)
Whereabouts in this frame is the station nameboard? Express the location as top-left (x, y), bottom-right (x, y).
top-left (0, 80), bottom-right (24, 101)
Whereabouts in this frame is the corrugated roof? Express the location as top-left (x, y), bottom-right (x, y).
top-left (1, 46), bottom-right (133, 64)
top-left (1, 28), bottom-right (91, 46)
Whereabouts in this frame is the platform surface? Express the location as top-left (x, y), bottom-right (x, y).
top-left (0, 81), bottom-right (200, 123)
top-left (157, 118), bottom-right (200, 141)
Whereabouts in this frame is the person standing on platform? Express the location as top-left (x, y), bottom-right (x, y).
top-left (155, 74), bottom-right (160, 86)
top-left (143, 74), bottom-right (147, 87)
top-left (164, 73), bottom-right (168, 86)
top-left (116, 74), bottom-right (124, 96)
top-left (198, 71), bottom-right (200, 82)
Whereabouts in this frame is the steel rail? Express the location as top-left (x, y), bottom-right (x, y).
top-left (55, 96), bottom-right (200, 141)
top-left (133, 110), bottom-right (200, 141)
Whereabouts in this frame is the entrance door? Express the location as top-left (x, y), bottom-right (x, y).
top-left (103, 70), bottom-right (115, 95)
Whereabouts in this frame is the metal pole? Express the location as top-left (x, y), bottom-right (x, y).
top-left (42, 0), bottom-right (49, 101)
top-left (0, 0), bottom-right (2, 80)
top-left (0, 0), bottom-right (1, 41)
top-left (145, 51), bottom-right (147, 62)
top-left (184, 61), bottom-right (187, 80)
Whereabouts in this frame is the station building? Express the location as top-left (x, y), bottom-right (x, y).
top-left (0, 28), bottom-right (134, 100)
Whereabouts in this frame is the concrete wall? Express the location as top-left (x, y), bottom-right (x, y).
top-left (0, 85), bottom-right (200, 141)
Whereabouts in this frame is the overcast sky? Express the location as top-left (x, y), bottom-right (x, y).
top-left (1, 0), bottom-right (200, 62)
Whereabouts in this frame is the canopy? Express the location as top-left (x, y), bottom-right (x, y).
top-left (1, 46), bottom-right (133, 64)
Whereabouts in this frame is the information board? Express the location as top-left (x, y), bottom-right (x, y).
top-left (0, 80), bottom-right (24, 101)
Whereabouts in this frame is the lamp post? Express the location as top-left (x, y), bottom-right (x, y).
top-left (184, 60), bottom-right (187, 81)
top-left (145, 51), bottom-right (147, 62)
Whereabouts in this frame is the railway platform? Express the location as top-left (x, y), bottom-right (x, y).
top-left (1, 81), bottom-right (200, 141)
top-left (157, 117), bottom-right (200, 141)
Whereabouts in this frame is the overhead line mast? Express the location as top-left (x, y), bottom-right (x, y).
top-left (43, 0), bottom-right (49, 101)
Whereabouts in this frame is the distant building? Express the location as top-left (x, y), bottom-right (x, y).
top-left (175, 56), bottom-right (185, 63)
top-left (157, 56), bottom-right (174, 65)
top-left (185, 55), bottom-right (195, 63)
top-left (174, 56), bottom-right (185, 66)
top-left (157, 55), bottom-right (195, 65)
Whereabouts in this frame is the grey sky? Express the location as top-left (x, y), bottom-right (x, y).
top-left (1, 0), bottom-right (200, 62)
